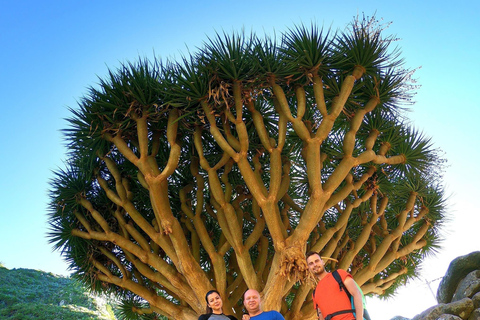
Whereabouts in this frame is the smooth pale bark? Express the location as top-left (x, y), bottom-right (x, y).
top-left (66, 65), bottom-right (436, 320)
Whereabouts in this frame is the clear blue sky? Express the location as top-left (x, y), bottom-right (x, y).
top-left (1, 1), bottom-right (479, 319)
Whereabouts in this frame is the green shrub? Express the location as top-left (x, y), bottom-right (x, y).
top-left (0, 267), bottom-right (116, 319)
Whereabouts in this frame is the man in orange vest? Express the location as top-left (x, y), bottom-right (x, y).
top-left (306, 252), bottom-right (365, 320)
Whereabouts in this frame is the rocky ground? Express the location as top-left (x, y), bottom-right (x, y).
top-left (391, 251), bottom-right (480, 320)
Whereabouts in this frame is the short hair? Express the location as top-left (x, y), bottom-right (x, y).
top-left (305, 251), bottom-right (321, 261)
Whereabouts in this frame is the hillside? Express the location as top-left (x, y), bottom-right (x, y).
top-left (0, 265), bottom-right (117, 320)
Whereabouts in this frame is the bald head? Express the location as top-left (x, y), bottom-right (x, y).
top-left (243, 289), bottom-right (262, 316)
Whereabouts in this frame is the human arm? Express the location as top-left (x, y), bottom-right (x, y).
top-left (312, 290), bottom-right (324, 320)
top-left (344, 277), bottom-right (364, 320)
top-left (316, 307), bottom-right (325, 320)
top-left (312, 291), bottom-right (324, 320)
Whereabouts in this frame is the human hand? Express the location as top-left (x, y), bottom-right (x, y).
top-left (242, 314), bottom-right (250, 320)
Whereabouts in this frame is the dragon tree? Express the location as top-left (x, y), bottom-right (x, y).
top-left (48, 16), bottom-right (447, 320)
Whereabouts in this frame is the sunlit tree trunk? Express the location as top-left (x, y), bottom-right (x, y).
top-left (49, 16), bottom-right (446, 320)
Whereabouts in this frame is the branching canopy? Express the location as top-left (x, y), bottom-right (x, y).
top-left (49, 16), bottom-right (447, 320)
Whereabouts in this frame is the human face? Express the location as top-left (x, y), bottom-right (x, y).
top-left (306, 253), bottom-right (325, 277)
top-left (243, 289), bottom-right (261, 316)
top-left (207, 292), bottom-right (223, 314)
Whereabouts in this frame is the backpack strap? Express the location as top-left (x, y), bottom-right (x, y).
top-left (315, 270), bottom-right (371, 320)
top-left (332, 270), bottom-right (352, 299)
top-left (325, 270), bottom-right (355, 320)
top-left (331, 270), bottom-right (372, 320)
top-left (313, 270), bottom-right (350, 307)
top-left (325, 309), bottom-right (356, 320)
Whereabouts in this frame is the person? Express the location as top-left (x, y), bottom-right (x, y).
top-left (242, 289), bottom-right (285, 320)
top-left (306, 251), bottom-right (364, 320)
top-left (198, 289), bottom-right (238, 320)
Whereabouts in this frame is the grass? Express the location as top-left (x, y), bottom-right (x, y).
top-left (0, 266), bottom-right (116, 320)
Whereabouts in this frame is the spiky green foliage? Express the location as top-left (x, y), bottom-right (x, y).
top-left (48, 15), bottom-right (447, 320)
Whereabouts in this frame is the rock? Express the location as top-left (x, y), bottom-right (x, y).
top-left (467, 308), bottom-right (480, 320)
top-left (385, 252), bottom-right (480, 320)
top-left (442, 298), bottom-right (474, 319)
top-left (453, 270), bottom-right (480, 302)
top-left (472, 292), bottom-right (480, 309)
top-left (413, 304), bottom-right (444, 320)
top-left (437, 315), bottom-right (462, 320)
top-left (413, 298), bottom-right (474, 320)
top-left (437, 251), bottom-right (480, 304)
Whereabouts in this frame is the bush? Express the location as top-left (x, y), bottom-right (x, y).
top-left (0, 266), bottom-right (116, 320)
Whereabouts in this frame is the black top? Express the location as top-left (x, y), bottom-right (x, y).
top-left (198, 313), bottom-right (238, 320)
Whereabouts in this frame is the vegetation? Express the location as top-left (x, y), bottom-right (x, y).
top-left (0, 266), bottom-right (116, 320)
top-left (48, 15), bottom-right (446, 320)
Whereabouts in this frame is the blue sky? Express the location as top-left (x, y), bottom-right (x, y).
top-left (0, 1), bottom-right (479, 319)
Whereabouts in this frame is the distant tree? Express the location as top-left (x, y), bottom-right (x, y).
top-left (48, 15), bottom-right (446, 320)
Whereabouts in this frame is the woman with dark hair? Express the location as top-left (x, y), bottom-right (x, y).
top-left (198, 290), bottom-right (238, 320)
